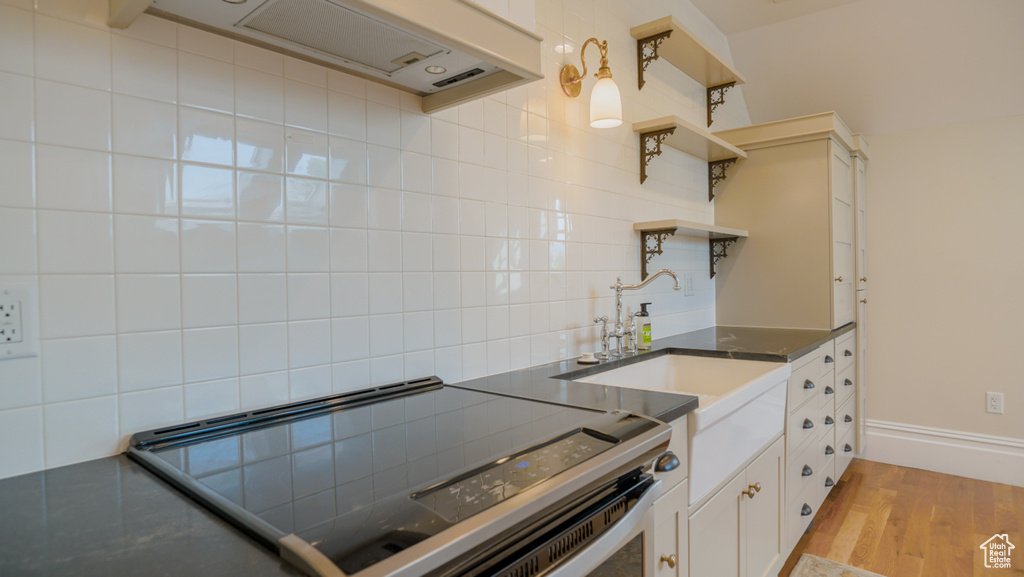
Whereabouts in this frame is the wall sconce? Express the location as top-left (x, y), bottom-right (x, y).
top-left (559, 38), bottom-right (622, 128)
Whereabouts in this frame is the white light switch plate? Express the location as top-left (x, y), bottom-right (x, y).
top-left (683, 273), bottom-right (695, 296)
top-left (1, 284), bottom-right (39, 360)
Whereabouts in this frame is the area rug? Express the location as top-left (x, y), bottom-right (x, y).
top-left (790, 554), bottom-right (889, 577)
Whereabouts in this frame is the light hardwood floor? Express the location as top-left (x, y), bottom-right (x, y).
top-left (779, 459), bottom-right (1024, 576)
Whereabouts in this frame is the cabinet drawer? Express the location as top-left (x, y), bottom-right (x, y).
top-left (786, 395), bottom-right (819, 455)
top-left (786, 437), bottom-right (818, 505)
top-left (818, 340), bottom-right (836, 374)
top-left (836, 365), bottom-right (855, 408)
top-left (816, 452), bottom-right (837, 507)
top-left (836, 396), bottom-right (855, 449)
top-left (836, 331), bottom-right (856, 374)
top-left (785, 484), bottom-right (817, 552)
top-left (836, 428), bottom-right (855, 480)
top-left (817, 369), bottom-right (836, 410)
top-left (788, 356), bottom-right (820, 412)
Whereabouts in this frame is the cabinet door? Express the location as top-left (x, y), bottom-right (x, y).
top-left (854, 156), bottom-right (868, 291)
top-left (830, 141), bottom-right (855, 328)
top-left (689, 474), bottom-right (744, 577)
top-left (745, 438), bottom-right (784, 577)
top-left (856, 291), bottom-right (868, 452)
top-left (653, 479), bottom-right (689, 577)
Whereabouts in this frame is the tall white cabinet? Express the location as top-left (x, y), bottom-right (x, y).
top-left (711, 112), bottom-right (858, 331)
top-left (851, 135), bottom-right (869, 453)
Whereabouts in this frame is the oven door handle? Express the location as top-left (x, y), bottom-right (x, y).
top-left (542, 478), bottom-right (662, 577)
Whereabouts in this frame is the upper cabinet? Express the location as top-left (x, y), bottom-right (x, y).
top-left (110, 0), bottom-right (543, 114)
top-left (630, 16), bottom-right (745, 127)
top-left (711, 112), bottom-right (860, 331)
top-left (852, 135), bottom-right (869, 292)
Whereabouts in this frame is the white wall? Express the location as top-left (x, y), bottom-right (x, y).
top-left (0, 0), bottom-right (750, 478)
top-left (865, 114), bottom-right (1024, 441)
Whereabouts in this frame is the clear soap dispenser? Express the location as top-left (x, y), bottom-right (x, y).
top-left (638, 302), bottom-right (652, 350)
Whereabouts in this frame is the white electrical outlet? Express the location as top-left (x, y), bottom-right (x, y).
top-left (683, 273), bottom-right (695, 296)
top-left (0, 284), bottom-right (39, 360)
top-left (986, 392), bottom-right (1004, 414)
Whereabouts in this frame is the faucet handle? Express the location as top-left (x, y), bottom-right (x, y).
top-left (594, 315), bottom-right (609, 324)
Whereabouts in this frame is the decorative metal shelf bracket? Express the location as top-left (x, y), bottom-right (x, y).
top-left (640, 228), bottom-right (676, 281)
top-left (709, 236), bottom-right (739, 279)
top-left (706, 81), bottom-right (736, 127)
top-left (708, 157), bottom-right (738, 201)
top-left (636, 30), bottom-right (673, 90)
top-left (639, 127), bottom-right (675, 185)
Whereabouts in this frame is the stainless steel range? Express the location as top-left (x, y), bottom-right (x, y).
top-left (128, 377), bottom-right (671, 577)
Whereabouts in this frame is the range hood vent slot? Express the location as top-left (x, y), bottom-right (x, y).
top-left (240, 0), bottom-right (445, 75)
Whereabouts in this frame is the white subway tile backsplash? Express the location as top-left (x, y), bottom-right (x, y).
top-left (180, 108), bottom-right (234, 167)
top-left (0, 406), bottom-right (44, 478)
top-left (0, 73), bottom-right (32, 140)
top-left (182, 274), bottom-right (238, 328)
top-left (35, 15), bottom-right (110, 91)
top-left (112, 36), bottom-right (177, 103)
top-left (238, 274), bottom-right (288, 324)
top-left (287, 319), bottom-right (331, 368)
top-left (117, 386), bottom-right (184, 438)
top-left (179, 52), bottom-right (234, 113)
top-left (236, 67), bottom-right (284, 124)
top-left (39, 274), bottom-right (115, 339)
top-left (184, 377), bottom-right (239, 420)
top-left (41, 335), bottom-right (117, 403)
top-left (2, 0), bottom-right (735, 479)
top-left (183, 326), bottom-right (239, 383)
top-left (117, 330), bottom-right (183, 393)
top-left (181, 220), bottom-right (236, 273)
top-left (38, 210), bottom-right (113, 273)
top-left (115, 215), bottom-right (179, 273)
top-left (35, 79), bottom-right (111, 150)
top-left (0, 5), bottom-right (33, 76)
top-left (43, 396), bottom-right (118, 468)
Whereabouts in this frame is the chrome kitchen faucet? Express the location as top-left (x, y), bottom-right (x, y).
top-left (595, 269), bottom-right (680, 358)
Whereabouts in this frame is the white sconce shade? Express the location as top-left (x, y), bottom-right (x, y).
top-left (589, 76), bottom-right (622, 128)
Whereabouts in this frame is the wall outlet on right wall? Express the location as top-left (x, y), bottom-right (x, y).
top-left (683, 273), bottom-right (695, 296)
top-left (986, 392), bottom-right (1004, 414)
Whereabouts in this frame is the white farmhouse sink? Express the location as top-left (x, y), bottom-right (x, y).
top-left (576, 354), bottom-right (791, 504)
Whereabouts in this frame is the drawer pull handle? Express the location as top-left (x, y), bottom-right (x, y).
top-left (825, 476), bottom-right (835, 487)
top-left (844, 444), bottom-right (853, 453)
top-left (825, 445), bottom-right (834, 455)
top-left (801, 503), bottom-right (813, 516)
top-left (824, 386), bottom-right (834, 395)
top-left (844, 414), bottom-right (853, 423)
top-left (660, 554), bottom-right (677, 569)
top-left (824, 355), bottom-right (834, 364)
top-left (802, 465), bottom-right (813, 477)
top-left (844, 349), bottom-right (853, 357)
top-left (804, 379), bottom-right (815, 390)
top-left (825, 415), bottom-right (834, 425)
top-left (803, 418), bottom-right (814, 429)
top-left (655, 452), bottom-right (680, 472)
top-left (844, 378), bottom-right (853, 387)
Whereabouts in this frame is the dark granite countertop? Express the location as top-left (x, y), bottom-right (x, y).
top-left (0, 323), bottom-right (851, 576)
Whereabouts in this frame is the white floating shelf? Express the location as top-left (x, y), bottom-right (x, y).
top-left (634, 219), bottom-right (748, 280)
top-left (630, 16), bottom-right (746, 89)
top-left (633, 116), bottom-right (746, 200)
top-left (634, 116), bottom-right (747, 162)
top-left (633, 219), bottom-right (748, 239)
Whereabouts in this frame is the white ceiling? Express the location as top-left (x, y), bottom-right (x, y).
top-left (699, 0), bottom-right (1024, 135)
top-left (688, 0), bottom-right (862, 35)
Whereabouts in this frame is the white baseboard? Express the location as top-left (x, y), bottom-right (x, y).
top-left (861, 420), bottom-right (1024, 487)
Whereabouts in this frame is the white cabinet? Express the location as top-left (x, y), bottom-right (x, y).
top-left (652, 479), bottom-right (689, 577)
top-left (688, 437), bottom-right (784, 577)
top-left (852, 135), bottom-right (869, 453)
top-left (712, 112), bottom-right (859, 331)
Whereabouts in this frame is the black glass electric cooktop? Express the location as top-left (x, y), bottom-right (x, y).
top-left (130, 378), bottom-right (647, 575)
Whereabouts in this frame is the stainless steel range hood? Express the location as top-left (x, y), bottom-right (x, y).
top-left (109, 0), bottom-right (543, 113)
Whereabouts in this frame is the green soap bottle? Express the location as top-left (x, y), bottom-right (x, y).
top-left (638, 302), bottom-right (652, 350)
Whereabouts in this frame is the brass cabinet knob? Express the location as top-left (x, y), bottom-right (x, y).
top-left (742, 487), bottom-right (756, 498)
top-left (660, 554), bottom-right (677, 569)
top-left (751, 482), bottom-right (761, 492)
top-left (860, 277), bottom-right (868, 282)
top-left (860, 298), bottom-right (868, 303)
top-left (835, 276), bottom-right (843, 282)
